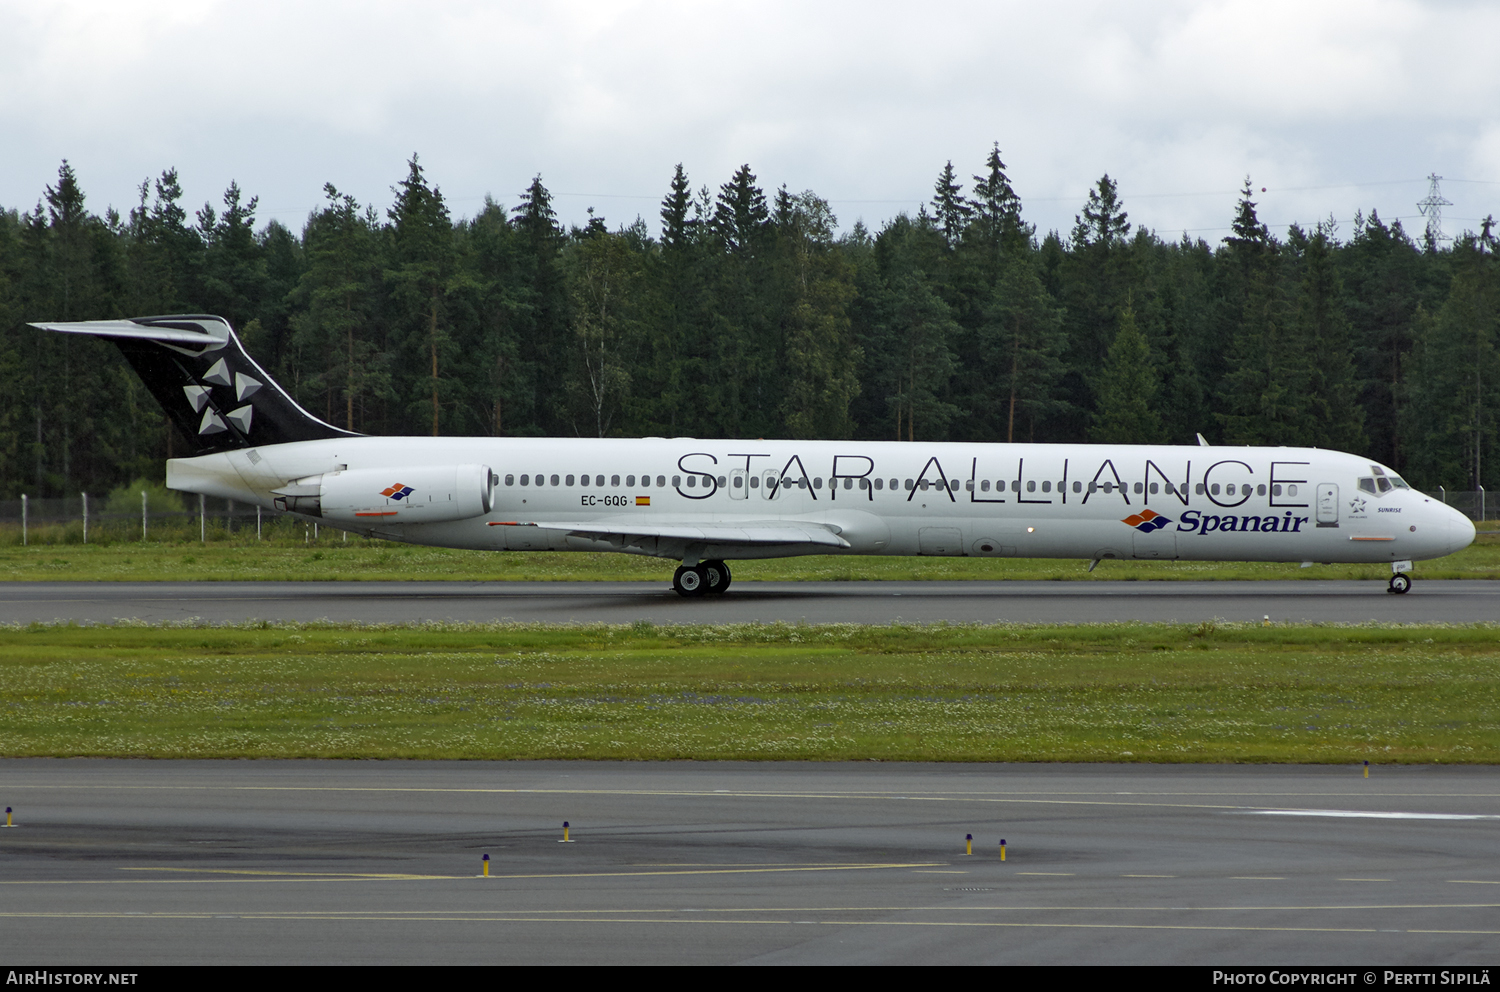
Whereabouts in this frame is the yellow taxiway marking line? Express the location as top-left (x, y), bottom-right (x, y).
top-left (4, 903), bottom-right (1498, 918)
top-left (0, 914), bottom-right (1407, 933)
top-left (0, 863), bottom-right (944, 886)
top-left (912, 870), bottom-right (968, 874)
top-left (1121, 874), bottom-right (1177, 878)
top-left (1230, 877), bottom-right (1286, 880)
top-left (119, 868), bottom-right (451, 879)
top-left (1339, 878), bottom-right (1393, 882)
top-left (1449, 880), bottom-right (1500, 884)
top-left (1015, 872), bottom-right (1075, 876)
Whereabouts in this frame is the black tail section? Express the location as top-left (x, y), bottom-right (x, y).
top-left (29, 314), bottom-right (357, 455)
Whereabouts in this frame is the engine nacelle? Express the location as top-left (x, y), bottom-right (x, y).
top-left (274, 465), bottom-right (494, 524)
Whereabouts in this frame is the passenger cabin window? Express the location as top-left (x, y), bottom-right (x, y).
top-left (656, 476), bottom-right (666, 487)
top-left (672, 475), bottom-right (681, 486)
top-left (505, 474), bottom-right (515, 486)
top-left (520, 475), bottom-right (530, 486)
top-left (550, 475), bottom-right (559, 486)
top-left (1073, 481), bottom-right (1082, 493)
top-left (611, 475), bottom-right (620, 486)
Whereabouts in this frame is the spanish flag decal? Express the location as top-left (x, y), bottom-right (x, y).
top-left (636, 496), bottom-right (651, 506)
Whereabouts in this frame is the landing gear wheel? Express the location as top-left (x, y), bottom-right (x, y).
top-left (673, 564), bottom-right (708, 598)
top-left (1389, 573), bottom-right (1412, 595)
top-left (702, 559), bottom-right (732, 594)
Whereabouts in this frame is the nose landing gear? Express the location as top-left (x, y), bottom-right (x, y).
top-left (1388, 560), bottom-right (1413, 594)
top-left (672, 559), bottom-right (732, 598)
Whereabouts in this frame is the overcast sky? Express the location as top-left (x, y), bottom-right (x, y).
top-left (3, 0), bottom-right (1497, 245)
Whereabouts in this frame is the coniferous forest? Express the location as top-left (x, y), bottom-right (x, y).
top-left (1, 150), bottom-right (1496, 499)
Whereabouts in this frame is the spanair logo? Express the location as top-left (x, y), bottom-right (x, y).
top-left (1122, 508), bottom-right (1173, 532)
top-left (381, 483), bottom-right (414, 501)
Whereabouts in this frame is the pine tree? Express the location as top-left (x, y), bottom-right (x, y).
top-left (778, 191), bottom-right (860, 439)
top-left (513, 174), bottom-right (569, 433)
top-left (970, 144), bottom-right (1024, 255)
top-left (387, 155), bottom-right (456, 435)
top-left (1297, 227), bottom-right (1366, 452)
top-left (290, 184), bottom-right (385, 432)
top-left (660, 164), bottom-right (694, 252)
top-left (1073, 175), bottom-right (1130, 249)
top-left (1401, 235), bottom-right (1499, 489)
top-left (1091, 300), bottom-right (1163, 442)
top-left (198, 181), bottom-right (266, 331)
top-left (931, 161), bottom-right (971, 251)
top-left (978, 257), bottom-right (1066, 442)
top-left (713, 164), bottom-right (770, 255)
top-left (1217, 181), bottom-right (1305, 443)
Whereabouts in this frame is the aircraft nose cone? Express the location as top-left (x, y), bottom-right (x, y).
top-left (1447, 505), bottom-right (1477, 554)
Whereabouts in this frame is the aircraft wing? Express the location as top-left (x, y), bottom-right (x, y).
top-left (491, 519), bottom-right (851, 549)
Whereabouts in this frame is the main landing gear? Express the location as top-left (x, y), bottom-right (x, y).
top-left (1389, 560), bottom-right (1413, 595)
top-left (672, 560), bottom-right (732, 598)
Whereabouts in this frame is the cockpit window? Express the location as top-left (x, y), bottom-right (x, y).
top-left (1362, 465), bottom-right (1409, 495)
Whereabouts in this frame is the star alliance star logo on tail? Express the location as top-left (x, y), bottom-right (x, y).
top-left (381, 483), bottom-right (414, 501)
top-left (1122, 508), bottom-right (1173, 532)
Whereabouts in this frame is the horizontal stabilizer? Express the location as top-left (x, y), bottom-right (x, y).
top-left (29, 318), bottom-right (224, 346)
top-left (496, 519), bottom-right (850, 549)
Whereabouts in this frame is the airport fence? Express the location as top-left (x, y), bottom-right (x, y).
top-left (1429, 488), bottom-right (1489, 522)
top-left (0, 494), bottom-right (357, 546)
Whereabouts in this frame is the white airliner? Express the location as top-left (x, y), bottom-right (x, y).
top-left (34, 315), bottom-right (1476, 596)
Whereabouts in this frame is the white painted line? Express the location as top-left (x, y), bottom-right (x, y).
top-left (1245, 810), bottom-right (1500, 821)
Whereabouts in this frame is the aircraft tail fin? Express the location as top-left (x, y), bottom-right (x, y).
top-left (29, 314), bottom-right (357, 455)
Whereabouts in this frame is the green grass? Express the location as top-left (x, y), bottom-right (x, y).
top-left (3, 620), bottom-right (1498, 762)
top-left (0, 521), bottom-right (1495, 582)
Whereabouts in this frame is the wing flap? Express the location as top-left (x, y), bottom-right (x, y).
top-left (492, 519), bottom-right (850, 549)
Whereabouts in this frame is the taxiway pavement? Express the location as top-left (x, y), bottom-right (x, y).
top-left (0, 579), bottom-right (1496, 625)
top-left (1, 760), bottom-right (1497, 965)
